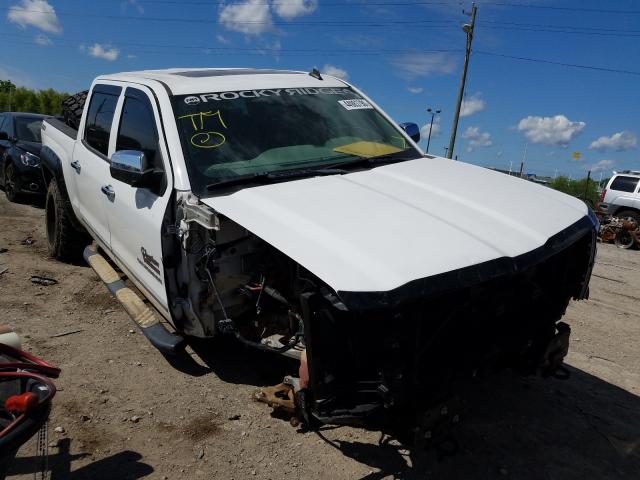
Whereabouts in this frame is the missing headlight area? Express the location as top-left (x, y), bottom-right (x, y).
top-left (163, 195), bottom-right (595, 436)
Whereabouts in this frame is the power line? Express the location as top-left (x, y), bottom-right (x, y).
top-left (475, 51), bottom-right (640, 76)
top-left (485, 2), bottom-right (640, 15)
top-left (0, 34), bottom-right (461, 56)
top-left (0, 7), bottom-right (459, 26)
top-left (481, 25), bottom-right (640, 38)
top-left (133, 0), bottom-right (640, 13)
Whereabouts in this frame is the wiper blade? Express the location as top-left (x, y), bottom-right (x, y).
top-left (323, 150), bottom-right (415, 170)
top-left (206, 172), bottom-right (272, 190)
top-left (205, 167), bottom-right (347, 190)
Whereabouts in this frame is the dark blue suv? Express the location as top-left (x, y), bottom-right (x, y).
top-left (0, 112), bottom-right (51, 202)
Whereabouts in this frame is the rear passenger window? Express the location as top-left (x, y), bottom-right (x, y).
top-left (115, 90), bottom-right (161, 169)
top-left (84, 86), bottom-right (120, 156)
top-left (610, 176), bottom-right (639, 193)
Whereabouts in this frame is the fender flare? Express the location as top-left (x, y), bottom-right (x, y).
top-left (40, 146), bottom-right (85, 233)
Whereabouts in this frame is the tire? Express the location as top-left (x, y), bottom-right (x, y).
top-left (614, 229), bottom-right (635, 249)
top-left (45, 179), bottom-right (89, 261)
top-left (4, 162), bottom-right (21, 202)
top-left (615, 210), bottom-right (640, 223)
top-left (61, 90), bottom-right (88, 130)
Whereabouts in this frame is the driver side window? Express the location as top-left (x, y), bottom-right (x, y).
top-left (116, 89), bottom-right (163, 171)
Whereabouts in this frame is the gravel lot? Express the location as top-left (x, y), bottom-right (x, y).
top-left (1, 194), bottom-right (639, 480)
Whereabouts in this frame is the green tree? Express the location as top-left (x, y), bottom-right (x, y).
top-left (0, 79), bottom-right (69, 115)
top-left (549, 175), bottom-right (599, 208)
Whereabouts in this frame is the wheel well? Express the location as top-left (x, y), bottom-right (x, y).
top-left (614, 206), bottom-right (640, 217)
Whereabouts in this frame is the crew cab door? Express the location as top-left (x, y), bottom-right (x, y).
top-left (104, 85), bottom-right (172, 311)
top-left (73, 84), bottom-right (123, 248)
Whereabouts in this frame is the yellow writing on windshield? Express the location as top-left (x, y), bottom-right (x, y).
top-left (177, 110), bottom-right (228, 149)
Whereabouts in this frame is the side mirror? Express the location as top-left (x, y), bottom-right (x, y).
top-left (110, 150), bottom-right (158, 189)
top-left (399, 122), bottom-right (420, 143)
top-left (0, 132), bottom-right (8, 141)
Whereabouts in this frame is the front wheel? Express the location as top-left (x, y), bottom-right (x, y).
top-left (45, 179), bottom-right (89, 262)
top-left (4, 163), bottom-right (20, 202)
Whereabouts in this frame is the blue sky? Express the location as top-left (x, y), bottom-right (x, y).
top-left (1, 0), bottom-right (638, 178)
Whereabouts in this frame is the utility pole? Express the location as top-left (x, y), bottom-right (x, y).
top-left (518, 161), bottom-right (524, 178)
top-left (447, 2), bottom-right (477, 159)
top-left (425, 107), bottom-right (441, 154)
top-left (583, 170), bottom-right (591, 201)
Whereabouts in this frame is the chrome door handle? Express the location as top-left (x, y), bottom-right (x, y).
top-left (101, 185), bottom-right (115, 201)
top-left (70, 160), bottom-right (81, 173)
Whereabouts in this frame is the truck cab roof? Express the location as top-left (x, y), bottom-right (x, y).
top-left (97, 68), bottom-right (348, 96)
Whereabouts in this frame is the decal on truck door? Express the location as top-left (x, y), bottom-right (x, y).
top-left (137, 247), bottom-right (162, 283)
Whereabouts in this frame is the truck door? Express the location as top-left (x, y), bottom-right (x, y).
top-left (104, 85), bottom-right (173, 311)
top-left (73, 84), bottom-right (123, 249)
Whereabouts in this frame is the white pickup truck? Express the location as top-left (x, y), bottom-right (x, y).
top-left (41, 68), bottom-right (597, 431)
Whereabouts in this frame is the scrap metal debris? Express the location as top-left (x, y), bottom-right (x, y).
top-left (21, 236), bottom-right (35, 246)
top-left (598, 215), bottom-right (639, 250)
top-left (254, 383), bottom-right (295, 414)
top-left (31, 276), bottom-right (58, 286)
top-left (0, 267), bottom-right (8, 277)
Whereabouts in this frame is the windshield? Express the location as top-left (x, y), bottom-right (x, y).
top-left (15, 117), bottom-right (43, 143)
top-left (172, 87), bottom-right (420, 195)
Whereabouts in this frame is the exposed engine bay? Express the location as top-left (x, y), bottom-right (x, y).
top-left (162, 192), bottom-right (596, 433)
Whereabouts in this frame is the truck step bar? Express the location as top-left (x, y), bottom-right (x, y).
top-left (83, 245), bottom-right (185, 355)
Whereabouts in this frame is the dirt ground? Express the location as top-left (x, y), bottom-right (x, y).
top-left (1, 193), bottom-right (639, 480)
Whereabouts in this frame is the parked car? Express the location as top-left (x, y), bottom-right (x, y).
top-left (40, 68), bottom-right (598, 434)
top-left (0, 112), bottom-right (51, 202)
top-left (599, 170), bottom-right (640, 221)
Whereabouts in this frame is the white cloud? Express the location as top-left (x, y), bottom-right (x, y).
top-left (122, 0), bottom-right (144, 14)
top-left (34, 33), bottom-right (52, 46)
top-left (586, 159), bottom-right (615, 173)
top-left (219, 0), bottom-right (272, 35)
top-left (322, 64), bottom-right (349, 80)
top-left (407, 86), bottom-right (423, 94)
top-left (462, 126), bottom-right (492, 151)
top-left (85, 43), bottom-right (120, 61)
top-left (8, 0), bottom-right (62, 34)
top-left (460, 92), bottom-right (485, 117)
top-left (517, 115), bottom-right (585, 147)
top-left (127, 53), bottom-right (137, 59)
top-left (390, 53), bottom-right (456, 79)
top-left (216, 34), bottom-right (230, 44)
top-left (420, 119), bottom-right (442, 140)
top-left (589, 131), bottom-right (637, 152)
top-left (273, 0), bottom-right (317, 20)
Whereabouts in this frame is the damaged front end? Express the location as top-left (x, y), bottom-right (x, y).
top-left (162, 193), bottom-right (596, 432)
top-left (292, 217), bottom-right (595, 430)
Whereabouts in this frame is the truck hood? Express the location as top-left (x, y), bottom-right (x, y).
top-left (201, 157), bottom-right (589, 298)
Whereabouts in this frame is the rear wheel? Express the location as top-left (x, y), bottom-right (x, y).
top-left (4, 162), bottom-right (21, 202)
top-left (45, 179), bottom-right (89, 261)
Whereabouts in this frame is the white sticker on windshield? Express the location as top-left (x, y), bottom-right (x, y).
top-left (338, 99), bottom-right (373, 110)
